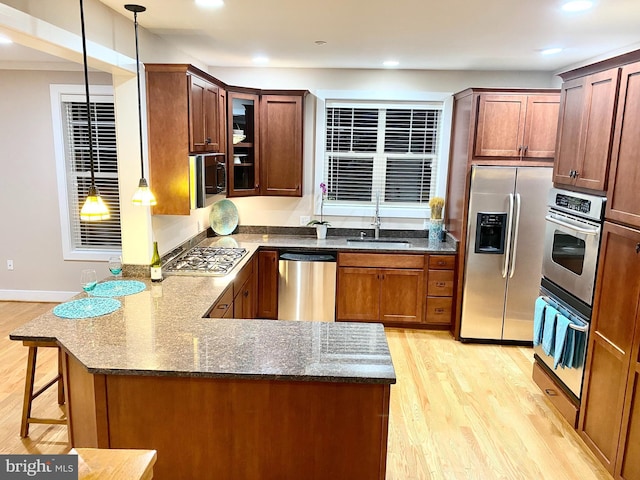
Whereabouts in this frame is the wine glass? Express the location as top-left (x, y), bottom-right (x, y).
top-left (108, 255), bottom-right (123, 278)
top-left (80, 269), bottom-right (98, 297)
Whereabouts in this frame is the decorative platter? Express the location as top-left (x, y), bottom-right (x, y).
top-left (209, 199), bottom-right (239, 236)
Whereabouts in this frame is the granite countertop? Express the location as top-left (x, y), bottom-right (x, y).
top-left (10, 232), bottom-right (454, 385)
top-left (192, 232), bottom-right (457, 254)
top-left (10, 276), bottom-right (395, 385)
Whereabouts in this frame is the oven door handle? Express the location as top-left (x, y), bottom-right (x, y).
top-left (509, 193), bottom-right (521, 278)
top-left (568, 322), bottom-right (589, 332)
top-left (502, 193), bottom-right (515, 278)
top-left (544, 214), bottom-right (599, 235)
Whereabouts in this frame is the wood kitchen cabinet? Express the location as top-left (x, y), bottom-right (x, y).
top-left (257, 249), bottom-right (278, 319)
top-left (579, 221), bottom-right (640, 475)
top-left (474, 93), bottom-right (560, 160)
top-left (424, 255), bottom-right (455, 326)
top-left (336, 253), bottom-right (424, 325)
top-left (233, 256), bottom-right (256, 319)
top-left (553, 67), bottom-right (620, 191)
top-left (228, 90), bottom-right (305, 198)
top-left (207, 286), bottom-right (233, 319)
top-left (145, 64), bottom-right (226, 215)
top-left (606, 61), bottom-right (640, 228)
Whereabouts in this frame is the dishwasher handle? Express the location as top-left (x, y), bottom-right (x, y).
top-left (279, 251), bottom-right (337, 262)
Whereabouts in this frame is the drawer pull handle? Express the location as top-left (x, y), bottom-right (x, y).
top-left (636, 243), bottom-right (640, 254)
top-left (438, 261), bottom-right (446, 266)
top-left (218, 304), bottom-right (229, 309)
top-left (544, 388), bottom-right (558, 397)
top-left (436, 282), bottom-right (446, 287)
top-left (434, 308), bottom-right (445, 313)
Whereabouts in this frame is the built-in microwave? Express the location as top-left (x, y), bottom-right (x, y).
top-left (189, 153), bottom-right (226, 209)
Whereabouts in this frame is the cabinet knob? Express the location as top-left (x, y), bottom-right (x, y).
top-left (243, 290), bottom-right (249, 298)
top-left (636, 243), bottom-right (640, 254)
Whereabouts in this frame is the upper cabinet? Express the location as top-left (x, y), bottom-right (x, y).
top-left (606, 62), bottom-right (640, 228)
top-left (228, 90), bottom-right (305, 198)
top-left (145, 64), bottom-right (226, 215)
top-left (474, 93), bottom-right (560, 160)
top-left (553, 67), bottom-right (621, 191)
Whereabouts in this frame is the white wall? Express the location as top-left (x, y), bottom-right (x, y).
top-left (0, 70), bottom-right (114, 300)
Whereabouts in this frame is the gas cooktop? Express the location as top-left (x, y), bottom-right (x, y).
top-left (163, 246), bottom-right (248, 276)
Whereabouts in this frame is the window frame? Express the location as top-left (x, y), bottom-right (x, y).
top-left (313, 90), bottom-right (453, 219)
top-left (50, 84), bottom-right (121, 261)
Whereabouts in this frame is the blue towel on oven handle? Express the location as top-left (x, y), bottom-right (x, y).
top-left (533, 297), bottom-right (547, 347)
top-left (554, 313), bottom-right (572, 369)
top-left (542, 305), bottom-right (559, 356)
top-left (572, 326), bottom-right (588, 369)
top-left (561, 326), bottom-right (576, 369)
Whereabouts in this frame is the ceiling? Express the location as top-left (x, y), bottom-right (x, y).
top-left (95, 0), bottom-right (640, 72)
top-left (1, 0), bottom-right (640, 72)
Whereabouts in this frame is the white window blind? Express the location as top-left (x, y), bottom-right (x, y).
top-left (51, 84), bottom-right (121, 260)
top-left (62, 98), bottom-right (121, 249)
top-left (323, 102), bottom-right (443, 213)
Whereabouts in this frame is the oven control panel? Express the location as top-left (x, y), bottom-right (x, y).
top-left (547, 188), bottom-right (606, 222)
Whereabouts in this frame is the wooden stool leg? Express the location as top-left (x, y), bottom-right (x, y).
top-left (20, 346), bottom-right (38, 438)
top-left (57, 348), bottom-right (65, 405)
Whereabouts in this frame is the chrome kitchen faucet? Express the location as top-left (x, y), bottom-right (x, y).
top-left (372, 192), bottom-right (381, 239)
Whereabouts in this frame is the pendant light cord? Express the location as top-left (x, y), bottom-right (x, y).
top-left (133, 10), bottom-right (145, 180)
top-left (79, 0), bottom-right (96, 188)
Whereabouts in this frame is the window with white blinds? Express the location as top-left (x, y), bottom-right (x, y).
top-left (323, 102), bottom-right (443, 213)
top-left (51, 85), bottom-right (121, 260)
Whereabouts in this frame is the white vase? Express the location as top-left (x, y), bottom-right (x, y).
top-left (316, 224), bottom-right (327, 240)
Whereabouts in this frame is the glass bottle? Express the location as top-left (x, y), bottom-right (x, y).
top-left (150, 241), bottom-right (163, 282)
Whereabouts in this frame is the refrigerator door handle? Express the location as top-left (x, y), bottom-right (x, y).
top-left (502, 193), bottom-right (515, 278)
top-left (509, 193), bottom-right (522, 278)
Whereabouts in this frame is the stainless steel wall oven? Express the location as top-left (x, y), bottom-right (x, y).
top-left (536, 188), bottom-right (606, 401)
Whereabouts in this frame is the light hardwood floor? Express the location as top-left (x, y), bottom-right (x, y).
top-left (1, 302), bottom-right (612, 479)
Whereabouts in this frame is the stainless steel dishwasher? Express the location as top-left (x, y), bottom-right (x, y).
top-left (277, 251), bottom-right (337, 321)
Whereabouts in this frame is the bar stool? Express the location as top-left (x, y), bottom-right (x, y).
top-left (20, 341), bottom-right (67, 438)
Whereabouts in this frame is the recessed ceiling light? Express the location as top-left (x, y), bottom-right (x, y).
top-left (541, 47), bottom-right (563, 55)
top-left (0, 35), bottom-right (13, 45)
top-left (561, 0), bottom-right (593, 12)
top-left (383, 60), bottom-right (399, 67)
top-left (252, 56), bottom-right (269, 65)
top-left (195, 0), bottom-right (224, 8)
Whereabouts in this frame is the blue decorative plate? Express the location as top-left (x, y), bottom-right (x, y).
top-left (53, 297), bottom-right (121, 319)
top-left (209, 199), bottom-right (239, 236)
top-left (92, 280), bottom-right (146, 298)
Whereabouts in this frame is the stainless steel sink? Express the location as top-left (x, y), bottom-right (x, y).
top-left (346, 238), bottom-right (412, 248)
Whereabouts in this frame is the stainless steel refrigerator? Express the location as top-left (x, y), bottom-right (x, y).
top-left (460, 166), bottom-right (552, 342)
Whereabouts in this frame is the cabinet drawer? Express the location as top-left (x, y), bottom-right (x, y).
top-left (338, 253), bottom-right (424, 269)
top-left (427, 270), bottom-right (454, 296)
top-left (532, 362), bottom-right (578, 428)
top-left (428, 255), bottom-right (456, 270)
top-left (424, 297), bottom-right (452, 324)
top-left (233, 258), bottom-right (254, 296)
top-left (208, 287), bottom-right (233, 318)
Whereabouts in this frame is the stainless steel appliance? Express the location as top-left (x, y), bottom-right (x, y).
top-left (460, 165), bottom-right (552, 342)
top-left (164, 247), bottom-right (247, 276)
top-left (189, 153), bottom-right (226, 209)
top-left (541, 188), bottom-right (605, 305)
top-left (278, 251), bottom-right (337, 322)
top-left (534, 277), bottom-right (590, 400)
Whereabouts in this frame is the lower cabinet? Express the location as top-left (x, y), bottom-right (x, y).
top-left (233, 257), bottom-right (256, 319)
top-left (336, 253), bottom-right (424, 325)
top-left (424, 255), bottom-right (455, 326)
top-left (207, 286), bottom-right (233, 318)
top-left (256, 250), bottom-right (278, 319)
top-left (579, 221), bottom-right (640, 476)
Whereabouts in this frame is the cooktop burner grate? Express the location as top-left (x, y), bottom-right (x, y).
top-left (164, 247), bottom-right (248, 276)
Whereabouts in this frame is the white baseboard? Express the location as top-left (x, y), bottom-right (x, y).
top-left (0, 290), bottom-right (77, 302)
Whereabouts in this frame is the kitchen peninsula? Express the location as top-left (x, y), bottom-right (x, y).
top-left (9, 234), bottom-right (411, 480)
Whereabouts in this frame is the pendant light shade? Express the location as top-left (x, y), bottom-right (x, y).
top-left (126, 4), bottom-right (157, 207)
top-left (79, 0), bottom-right (110, 221)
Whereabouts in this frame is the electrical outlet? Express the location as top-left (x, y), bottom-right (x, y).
top-left (7, 260), bottom-right (14, 270)
top-left (300, 215), bottom-right (311, 226)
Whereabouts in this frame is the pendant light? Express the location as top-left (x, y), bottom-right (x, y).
top-left (126, 4), bottom-right (157, 206)
top-left (79, 0), bottom-right (110, 221)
